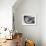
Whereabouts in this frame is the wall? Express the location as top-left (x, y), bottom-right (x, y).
top-left (40, 0), bottom-right (46, 46)
top-left (0, 0), bottom-right (16, 30)
top-left (13, 0), bottom-right (41, 46)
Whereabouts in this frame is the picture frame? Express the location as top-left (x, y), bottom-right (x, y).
top-left (22, 14), bottom-right (36, 25)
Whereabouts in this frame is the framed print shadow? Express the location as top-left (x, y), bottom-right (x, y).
top-left (22, 14), bottom-right (36, 25)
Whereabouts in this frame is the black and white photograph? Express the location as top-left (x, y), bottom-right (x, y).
top-left (22, 15), bottom-right (36, 25)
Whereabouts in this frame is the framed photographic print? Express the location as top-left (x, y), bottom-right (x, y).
top-left (22, 14), bottom-right (36, 25)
